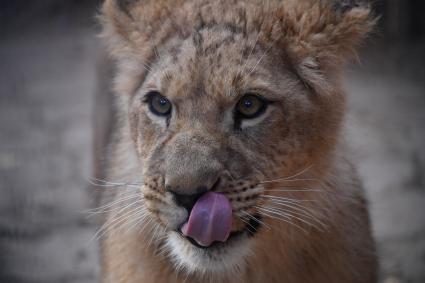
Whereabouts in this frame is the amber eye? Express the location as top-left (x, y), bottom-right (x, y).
top-left (235, 94), bottom-right (267, 119)
top-left (145, 91), bottom-right (172, 116)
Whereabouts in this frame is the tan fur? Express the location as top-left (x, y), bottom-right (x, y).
top-left (96, 0), bottom-right (378, 282)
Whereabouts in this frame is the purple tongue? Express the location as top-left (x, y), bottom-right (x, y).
top-left (181, 192), bottom-right (232, 247)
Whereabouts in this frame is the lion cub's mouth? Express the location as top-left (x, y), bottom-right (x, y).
top-left (179, 214), bottom-right (262, 250)
top-left (176, 191), bottom-right (262, 249)
top-left (179, 192), bottom-right (233, 247)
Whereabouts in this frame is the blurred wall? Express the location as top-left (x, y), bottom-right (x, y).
top-left (0, 0), bottom-right (101, 36)
top-left (376, 0), bottom-right (425, 42)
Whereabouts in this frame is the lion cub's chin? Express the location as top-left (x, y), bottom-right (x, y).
top-left (165, 232), bottom-right (253, 274)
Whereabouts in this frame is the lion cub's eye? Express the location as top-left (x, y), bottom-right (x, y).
top-left (235, 94), bottom-right (267, 119)
top-left (144, 91), bottom-right (172, 116)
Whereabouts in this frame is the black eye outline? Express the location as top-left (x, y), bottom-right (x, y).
top-left (234, 93), bottom-right (269, 120)
top-left (143, 91), bottom-right (172, 117)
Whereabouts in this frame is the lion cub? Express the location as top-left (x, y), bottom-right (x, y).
top-left (95, 0), bottom-right (377, 282)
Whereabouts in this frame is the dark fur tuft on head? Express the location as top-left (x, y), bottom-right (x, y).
top-left (116, 0), bottom-right (139, 14)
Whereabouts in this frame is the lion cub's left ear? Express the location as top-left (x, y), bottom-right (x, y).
top-left (280, 1), bottom-right (377, 92)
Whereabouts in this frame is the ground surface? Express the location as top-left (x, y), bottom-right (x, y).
top-left (0, 7), bottom-right (424, 283)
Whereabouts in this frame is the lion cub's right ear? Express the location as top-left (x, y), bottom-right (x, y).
top-left (100, 0), bottom-right (179, 62)
top-left (100, 0), bottom-right (177, 96)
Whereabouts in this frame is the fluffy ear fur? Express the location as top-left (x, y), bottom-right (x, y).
top-left (100, 0), bottom-right (182, 62)
top-left (269, 0), bottom-right (376, 93)
top-left (100, 0), bottom-right (185, 95)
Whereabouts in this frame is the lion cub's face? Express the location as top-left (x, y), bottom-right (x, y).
top-left (125, 26), bottom-right (342, 273)
top-left (102, 0), bottom-right (373, 274)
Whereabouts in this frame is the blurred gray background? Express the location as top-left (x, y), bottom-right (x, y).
top-left (0, 1), bottom-right (424, 282)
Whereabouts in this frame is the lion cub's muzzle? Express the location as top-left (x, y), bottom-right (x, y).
top-left (148, 132), bottom-right (259, 247)
top-left (166, 176), bottom-right (233, 247)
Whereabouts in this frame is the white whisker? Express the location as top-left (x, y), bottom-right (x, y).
top-left (260, 165), bottom-right (315, 184)
top-left (265, 203), bottom-right (327, 231)
top-left (88, 177), bottom-right (142, 189)
top-left (85, 193), bottom-right (142, 215)
top-left (260, 178), bottom-right (317, 184)
top-left (260, 195), bottom-right (325, 226)
top-left (238, 216), bottom-right (257, 234)
top-left (238, 210), bottom-right (271, 230)
top-left (262, 205), bottom-right (322, 231)
top-left (262, 188), bottom-right (324, 193)
top-left (260, 195), bottom-right (313, 203)
top-left (91, 201), bottom-right (143, 242)
top-left (254, 205), bottom-right (308, 234)
top-left (121, 209), bottom-right (149, 235)
top-left (239, 30), bottom-right (262, 76)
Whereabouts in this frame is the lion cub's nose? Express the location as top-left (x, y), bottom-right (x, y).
top-left (168, 188), bottom-right (207, 212)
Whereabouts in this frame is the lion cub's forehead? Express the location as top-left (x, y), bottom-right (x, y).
top-left (154, 27), bottom-right (274, 102)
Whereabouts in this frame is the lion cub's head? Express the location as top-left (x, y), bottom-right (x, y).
top-left (101, 0), bottom-right (374, 275)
